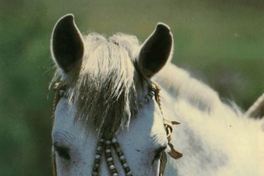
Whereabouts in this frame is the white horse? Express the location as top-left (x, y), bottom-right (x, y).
top-left (50, 14), bottom-right (264, 176)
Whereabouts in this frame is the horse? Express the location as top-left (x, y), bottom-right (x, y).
top-left (50, 14), bottom-right (264, 176)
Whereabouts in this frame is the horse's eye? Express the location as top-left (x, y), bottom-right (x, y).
top-left (54, 143), bottom-right (71, 160)
top-left (152, 146), bottom-right (167, 163)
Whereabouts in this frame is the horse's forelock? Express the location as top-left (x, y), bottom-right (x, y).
top-left (53, 33), bottom-right (142, 134)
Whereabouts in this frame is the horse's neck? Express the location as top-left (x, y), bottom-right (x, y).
top-left (163, 94), bottom-right (264, 176)
top-left (158, 87), bottom-right (228, 175)
top-left (154, 63), bottom-right (264, 176)
top-left (153, 63), bottom-right (228, 175)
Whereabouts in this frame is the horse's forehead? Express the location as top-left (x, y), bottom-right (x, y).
top-left (52, 98), bottom-right (166, 145)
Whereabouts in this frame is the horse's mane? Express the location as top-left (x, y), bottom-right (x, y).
top-left (154, 63), bottom-right (248, 121)
top-left (154, 63), bottom-right (223, 112)
top-left (51, 33), bottom-right (142, 133)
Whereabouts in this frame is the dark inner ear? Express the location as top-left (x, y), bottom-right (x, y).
top-left (52, 14), bottom-right (84, 73)
top-left (138, 23), bottom-right (173, 78)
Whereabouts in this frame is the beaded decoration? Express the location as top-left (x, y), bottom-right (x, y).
top-left (91, 136), bottom-right (132, 176)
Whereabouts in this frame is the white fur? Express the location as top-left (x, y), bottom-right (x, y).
top-left (154, 64), bottom-right (264, 176)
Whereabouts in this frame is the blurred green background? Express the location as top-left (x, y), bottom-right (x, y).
top-left (0, 0), bottom-right (263, 175)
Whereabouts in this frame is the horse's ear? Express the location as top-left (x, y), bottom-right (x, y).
top-left (138, 23), bottom-right (173, 78)
top-left (51, 14), bottom-right (84, 73)
top-left (246, 93), bottom-right (264, 119)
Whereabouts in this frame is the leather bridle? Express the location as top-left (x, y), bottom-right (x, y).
top-left (51, 81), bottom-right (182, 176)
